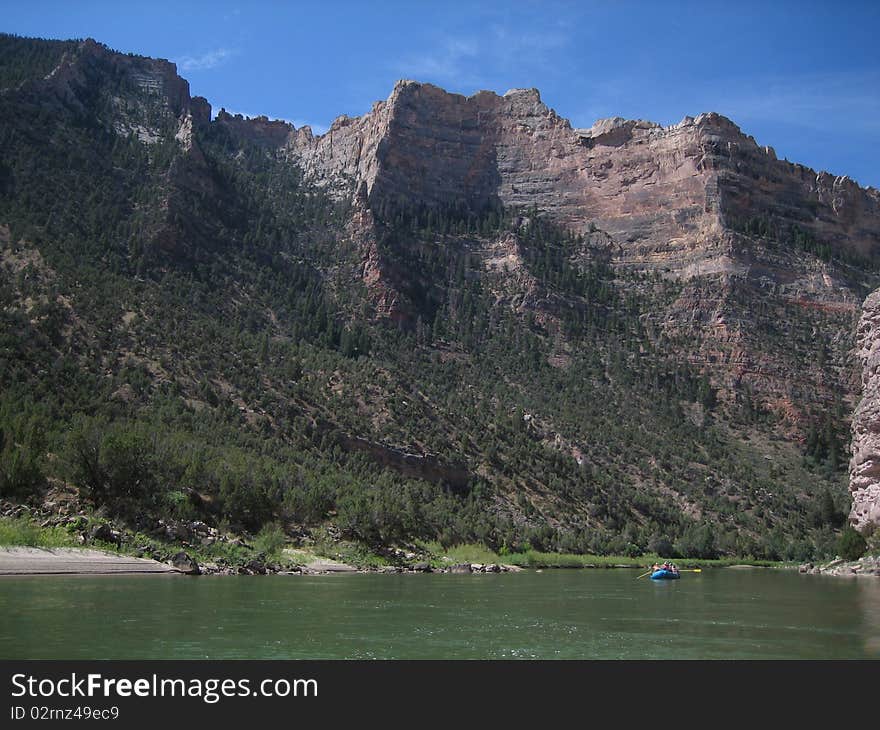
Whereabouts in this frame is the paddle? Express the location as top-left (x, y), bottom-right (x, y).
top-left (636, 567), bottom-right (702, 578)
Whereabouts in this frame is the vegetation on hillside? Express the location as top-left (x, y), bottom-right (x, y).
top-left (0, 34), bottom-right (861, 563)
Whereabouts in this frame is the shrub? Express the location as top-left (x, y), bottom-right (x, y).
top-left (164, 490), bottom-right (200, 521)
top-left (674, 522), bottom-right (719, 559)
top-left (63, 418), bottom-right (163, 520)
top-left (218, 471), bottom-right (274, 532)
top-left (283, 476), bottom-right (335, 523)
top-left (0, 419), bottom-right (46, 500)
top-left (253, 522), bottom-right (286, 558)
top-left (647, 534), bottom-right (674, 557)
top-left (837, 526), bottom-right (867, 561)
top-left (0, 516), bottom-right (77, 547)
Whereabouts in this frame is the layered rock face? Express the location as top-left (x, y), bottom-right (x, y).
top-left (849, 289), bottom-right (880, 531)
top-left (278, 82), bottom-right (879, 321)
top-left (270, 81), bottom-right (879, 425)
top-left (214, 110), bottom-right (291, 148)
top-left (196, 77), bottom-right (880, 297)
top-left (282, 81), bottom-right (880, 272)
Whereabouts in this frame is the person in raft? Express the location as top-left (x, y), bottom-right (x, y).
top-left (657, 561), bottom-right (679, 574)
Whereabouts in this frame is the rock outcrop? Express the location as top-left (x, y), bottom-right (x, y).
top-left (8, 38), bottom-right (218, 261)
top-left (170, 551), bottom-right (201, 575)
top-left (849, 289), bottom-right (880, 531)
top-left (214, 110), bottom-right (293, 148)
top-left (337, 434), bottom-right (471, 492)
top-left (30, 38), bottom-right (207, 144)
top-left (280, 81), bottom-right (880, 273)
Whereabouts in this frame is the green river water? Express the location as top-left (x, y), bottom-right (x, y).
top-left (2, 569), bottom-right (879, 659)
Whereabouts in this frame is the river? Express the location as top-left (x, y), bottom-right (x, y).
top-left (2, 568), bottom-right (879, 659)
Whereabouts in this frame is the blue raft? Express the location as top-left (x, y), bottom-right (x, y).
top-left (650, 569), bottom-right (680, 580)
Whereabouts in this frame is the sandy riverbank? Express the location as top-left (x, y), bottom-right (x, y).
top-left (0, 547), bottom-right (178, 575)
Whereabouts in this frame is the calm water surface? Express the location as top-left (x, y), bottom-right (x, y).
top-left (2, 569), bottom-right (879, 659)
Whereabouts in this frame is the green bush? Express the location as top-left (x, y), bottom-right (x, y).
top-left (164, 490), bottom-right (200, 521)
top-left (674, 522), bottom-right (719, 559)
top-left (0, 516), bottom-right (77, 547)
top-left (837, 526), bottom-right (867, 561)
top-left (283, 476), bottom-right (335, 523)
top-left (218, 470), bottom-right (274, 532)
top-left (0, 415), bottom-right (46, 500)
top-left (253, 522), bottom-right (287, 558)
top-left (63, 418), bottom-right (163, 520)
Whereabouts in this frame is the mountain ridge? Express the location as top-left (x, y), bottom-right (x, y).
top-left (1, 33), bottom-right (875, 561)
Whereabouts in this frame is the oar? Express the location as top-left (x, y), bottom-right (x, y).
top-left (635, 569), bottom-right (654, 579)
top-left (677, 568), bottom-right (702, 573)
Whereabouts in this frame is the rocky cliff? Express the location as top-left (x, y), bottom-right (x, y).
top-left (850, 289), bottom-right (880, 531)
top-left (18, 37), bottom-right (210, 143)
top-left (279, 80), bottom-right (880, 267)
top-left (255, 80), bottom-right (878, 428)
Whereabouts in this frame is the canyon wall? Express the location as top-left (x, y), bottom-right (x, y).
top-left (850, 289), bottom-right (880, 531)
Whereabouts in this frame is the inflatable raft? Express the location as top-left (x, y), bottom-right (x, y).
top-left (650, 569), bottom-right (680, 580)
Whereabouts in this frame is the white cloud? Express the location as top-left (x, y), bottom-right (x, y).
top-left (710, 71), bottom-right (880, 135)
top-left (394, 21), bottom-right (572, 90)
top-left (569, 69), bottom-right (880, 137)
top-left (177, 48), bottom-right (236, 72)
top-left (397, 37), bottom-right (482, 87)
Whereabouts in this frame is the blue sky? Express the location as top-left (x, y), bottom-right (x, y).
top-left (4, 0), bottom-right (880, 188)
